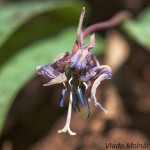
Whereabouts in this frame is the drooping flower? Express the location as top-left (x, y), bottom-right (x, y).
top-left (36, 7), bottom-right (112, 135)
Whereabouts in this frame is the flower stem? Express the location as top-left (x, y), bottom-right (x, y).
top-left (72, 10), bottom-right (132, 55)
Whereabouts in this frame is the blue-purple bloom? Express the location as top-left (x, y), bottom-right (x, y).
top-left (36, 7), bottom-right (112, 135)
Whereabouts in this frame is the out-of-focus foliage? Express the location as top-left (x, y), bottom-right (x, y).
top-left (0, 1), bottom-right (55, 47)
top-left (0, 1), bottom-right (105, 134)
top-left (122, 7), bottom-right (150, 50)
top-left (0, 1), bottom-right (88, 66)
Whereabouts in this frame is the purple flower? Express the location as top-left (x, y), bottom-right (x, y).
top-left (36, 7), bottom-right (112, 135)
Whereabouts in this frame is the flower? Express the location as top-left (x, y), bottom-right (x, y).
top-left (36, 7), bottom-right (112, 135)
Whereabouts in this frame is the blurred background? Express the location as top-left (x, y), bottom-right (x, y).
top-left (0, 0), bottom-right (150, 150)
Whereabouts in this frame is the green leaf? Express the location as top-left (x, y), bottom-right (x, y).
top-left (122, 7), bottom-right (150, 50)
top-left (0, 1), bottom-right (89, 66)
top-left (0, 1), bottom-right (56, 46)
top-left (0, 27), bottom-right (105, 134)
top-left (137, 7), bottom-right (150, 23)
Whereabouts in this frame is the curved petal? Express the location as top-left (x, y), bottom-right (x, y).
top-left (69, 49), bottom-right (81, 69)
top-left (80, 65), bottom-right (111, 81)
top-left (77, 7), bottom-right (85, 49)
top-left (93, 65), bottom-right (112, 79)
top-left (51, 52), bottom-right (70, 68)
top-left (36, 65), bottom-right (60, 78)
top-left (91, 73), bottom-right (110, 113)
top-left (84, 33), bottom-right (95, 49)
top-left (69, 49), bottom-right (92, 72)
top-left (43, 72), bottom-right (67, 86)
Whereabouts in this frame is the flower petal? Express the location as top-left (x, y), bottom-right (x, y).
top-left (69, 49), bottom-right (92, 72)
top-left (80, 65), bottom-right (111, 81)
top-left (93, 65), bottom-right (112, 79)
top-left (51, 52), bottom-right (70, 73)
top-left (77, 7), bottom-right (85, 49)
top-left (36, 65), bottom-right (59, 78)
top-left (91, 73), bottom-right (111, 113)
top-left (51, 52), bottom-right (70, 67)
top-left (43, 72), bottom-right (67, 86)
top-left (85, 33), bottom-right (95, 49)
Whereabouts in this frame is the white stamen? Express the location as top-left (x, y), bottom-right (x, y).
top-left (58, 78), bottom-right (76, 135)
top-left (83, 82), bottom-right (91, 102)
top-left (63, 82), bottom-right (67, 89)
top-left (68, 77), bottom-right (73, 85)
top-left (83, 82), bottom-right (88, 89)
